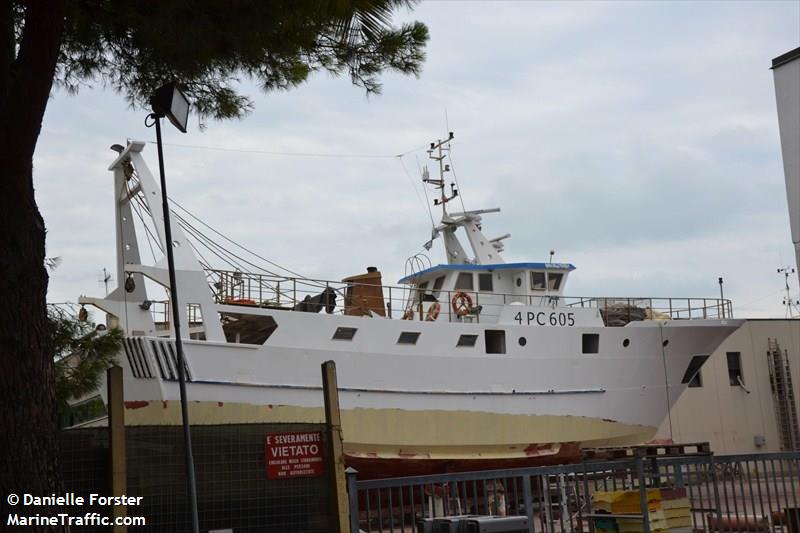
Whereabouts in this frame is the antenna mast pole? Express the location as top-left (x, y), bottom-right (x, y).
top-left (425, 132), bottom-right (457, 219)
top-left (779, 266), bottom-right (799, 318)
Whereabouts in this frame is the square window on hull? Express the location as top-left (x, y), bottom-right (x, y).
top-left (457, 334), bottom-right (478, 347)
top-left (582, 333), bottom-right (599, 354)
top-left (485, 330), bottom-right (506, 354)
top-left (397, 332), bottom-right (421, 345)
top-left (332, 327), bottom-right (357, 340)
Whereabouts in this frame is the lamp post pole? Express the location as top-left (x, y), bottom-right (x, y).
top-left (153, 115), bottom-right (200, 533)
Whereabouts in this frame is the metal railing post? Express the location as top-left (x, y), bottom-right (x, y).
top-left (709, 455), bottom-right (724, 532)
top-left (636, 457), bottom-right (651, 533)
top-left (522, 475), bottom-right (535, 533)
top-left (346, 468), bottom-right (360, 533)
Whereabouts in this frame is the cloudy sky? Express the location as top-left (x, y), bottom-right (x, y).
top-left (36, 1), bottom-right (799, 318)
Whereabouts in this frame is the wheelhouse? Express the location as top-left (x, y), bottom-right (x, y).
top-left (398, 262), bottom-right (576, 321)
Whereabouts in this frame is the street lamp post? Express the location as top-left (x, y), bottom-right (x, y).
top-left (148, 82), bottom-right (200, 533)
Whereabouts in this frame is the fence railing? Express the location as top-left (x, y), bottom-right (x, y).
top-left (346, 452), bottom-right (800, 533)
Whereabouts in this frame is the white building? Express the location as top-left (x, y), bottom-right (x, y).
top-left (657, 319), bottom-right (800, 453)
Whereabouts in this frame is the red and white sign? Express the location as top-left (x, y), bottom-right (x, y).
top-left (265, 431), bottom-right (325, 480)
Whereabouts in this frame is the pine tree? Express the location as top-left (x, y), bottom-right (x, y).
top-left (0, 3), bottom-right (427, 530)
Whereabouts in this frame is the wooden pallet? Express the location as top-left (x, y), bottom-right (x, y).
top-left (582, 442), bottom-right (712, 461)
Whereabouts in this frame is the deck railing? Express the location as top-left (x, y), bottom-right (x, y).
top-left (143, 269), bottom-right (733, 327)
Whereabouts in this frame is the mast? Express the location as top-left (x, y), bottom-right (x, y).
top-left (421, 132), bottom-right (510, 265)
top-left (424, 132), bottom-right (458, 219)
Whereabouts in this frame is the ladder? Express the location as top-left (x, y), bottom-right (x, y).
top-left (767, 338), bottom-right (800, 451)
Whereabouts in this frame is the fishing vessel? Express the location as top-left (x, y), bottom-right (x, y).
top-left (79, 134), bottom-right (742, 477)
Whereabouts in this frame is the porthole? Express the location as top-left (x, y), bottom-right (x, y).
top-left (516, 278), bottom-right (522, 287)
top-left (622, 338), bottom-right (630, 348)
top-left (662, 339), bottom-right (669, 347)
top-left (518, 337), bottom-right (527, 346)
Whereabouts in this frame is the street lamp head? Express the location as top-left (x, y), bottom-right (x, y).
top-left (150, 82), bottom-right (190, 133)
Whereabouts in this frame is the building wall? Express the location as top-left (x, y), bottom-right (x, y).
top-left (656, 319), bottom-right (800, 453)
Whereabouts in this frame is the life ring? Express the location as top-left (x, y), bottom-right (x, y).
top-left (451, 291), bottom-right (473, 317)
top-left (425, 301), bottom-right (441, 321)
top-left (402, 308), bottom-right (415, 320)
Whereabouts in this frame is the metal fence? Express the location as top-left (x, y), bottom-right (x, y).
top-left (347, 452), bottom-right (800, 533)
top-left (62, 423), bottom-right (331, 532)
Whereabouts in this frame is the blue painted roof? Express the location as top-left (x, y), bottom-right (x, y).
top-left (398, 262), bottom-right (576, 284)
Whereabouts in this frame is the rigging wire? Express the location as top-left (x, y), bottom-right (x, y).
top-left (399, 155), bottom-right (435, 228)
top-left (150, 141), bottom-right (428, 160)
top-left (129, 183), bottom-right (164, 261)
top-left (447, 146), bottom-right (468, 215)
top-left (168, 196), bottom-right (306, 279)
top-left (416, 154), bottom-right (436, 230)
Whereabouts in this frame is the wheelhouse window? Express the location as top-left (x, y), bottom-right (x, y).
top-left (531, 272), bottom-right (546, 291)
top-left (478, 273), bottom-right (494, 292)
top-left (727, 351), bottom-right (743, 386)
top-left (432, 276), bottom-right (446, 297)
top-left (332, 327), bottom-right (357, 340)
top-left (415, 281), bottom-right (429, 303)
top-left (456, 273), bottom-right (474, 290)
top-left (457, 334), bottom-right (478, 347)
top-left (397, 331), bottom-right (421, 345)
top-left (547, 272), bottom-right (564, 291)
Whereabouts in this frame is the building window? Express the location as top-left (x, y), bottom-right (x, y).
top-left (397, 331), bottom-right (421, 345)
top-left (547, 272), bottom-right (564, 291)
top-left (456, 273), bottom-right (474, 290)
top-left (582, 333), bottom-right (599, 354)
top-left (681, 354), bottom-right (709, 386)
top-left (531, 272), bottom-right (546, 291)
top-left (478, 273), bottom-right (494, 292)
top-left (332, 327), bottom-right (357, 340)
top-left (485, 330), bottom-right (506, 354)
top-left (727, 351), bottom-right (743, 386)
top-left (457, 334), bottom-right (478, 347)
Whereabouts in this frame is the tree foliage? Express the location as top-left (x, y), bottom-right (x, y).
top-left (48, 306), bottom-right (122, 409)
top-left (48, 1), bottom-right (428, 120)
top-left (1, 3), bottom-right (427, 526)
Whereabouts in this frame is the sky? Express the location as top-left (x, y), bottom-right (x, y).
top-left (36, 0), bottom-right (800, 318)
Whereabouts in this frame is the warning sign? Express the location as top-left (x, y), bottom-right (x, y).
top-left (265, 431), bottom-right (325, 479)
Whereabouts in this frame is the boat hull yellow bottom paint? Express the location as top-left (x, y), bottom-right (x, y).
top-left (122, 400), bottom-right (656, 478)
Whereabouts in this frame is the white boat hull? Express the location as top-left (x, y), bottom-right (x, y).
top-left (116, 310), bottom-right (741, 461)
